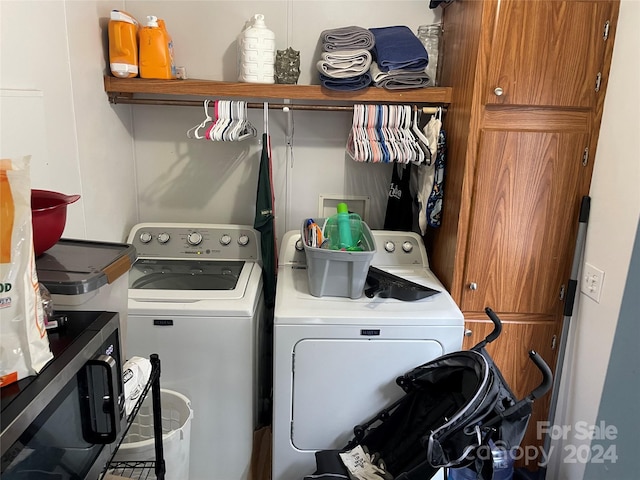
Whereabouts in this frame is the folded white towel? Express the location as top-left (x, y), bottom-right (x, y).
top-left (317, 49), bottom-right (373, 78)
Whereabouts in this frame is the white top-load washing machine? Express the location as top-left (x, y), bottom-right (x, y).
top-left (125, 223), bottom-right (265, 480)
top-left (273, 229), bottom-right (464, 480)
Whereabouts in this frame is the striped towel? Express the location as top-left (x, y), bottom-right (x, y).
top-left (321, 26), bottom-right (375, 51)
top-left (316, 49), bottom-right (373, 78)
top-left (370, 61), bottom-right (430, 90)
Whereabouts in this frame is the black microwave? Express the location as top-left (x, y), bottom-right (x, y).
top-left (0, 311), bottom-right (126, 479)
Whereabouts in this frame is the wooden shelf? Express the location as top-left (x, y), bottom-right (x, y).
top-left (104, 76), bottom-right (452, 108)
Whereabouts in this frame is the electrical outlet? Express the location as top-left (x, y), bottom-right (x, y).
top-left (581, 262), bottom-right (605, 303)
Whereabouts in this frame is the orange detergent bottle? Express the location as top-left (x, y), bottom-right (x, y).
top-left (139, 16), bottom-right (176, 79)
top-left (108, 10), bottom-right (139, 78)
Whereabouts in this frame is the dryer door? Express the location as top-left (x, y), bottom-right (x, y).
top-left (291, 338), bottom-right (443, 450)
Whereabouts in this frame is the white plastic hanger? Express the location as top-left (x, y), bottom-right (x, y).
top-left (402, 105), bottom-right (424, 165)
top-left (411, 105), bottom-right (432, 165)
top-left (187, 99), bottom-right (214, 139)
top-left (211, 100), bottom-right (230, 141)
top-left (236, 101), bottom-right (257, 141)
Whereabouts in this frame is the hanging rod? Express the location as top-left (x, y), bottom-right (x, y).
top-left (108, 94), bottom-right (445, 114)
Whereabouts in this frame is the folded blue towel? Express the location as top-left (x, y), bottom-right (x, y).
top-left (319, 73), bottom-right (372, 91)
top-left (370, 26), bottom-right (429, 72)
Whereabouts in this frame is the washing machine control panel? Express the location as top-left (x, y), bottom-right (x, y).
top-left (127, 224), bottom-right (260, 261)
top-left (371, 232), bottom-right (428, 268)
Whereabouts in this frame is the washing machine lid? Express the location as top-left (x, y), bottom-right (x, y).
top-left (274, 263), bottom-right (464, 326)
top-left (130, 258), bottom-right (244, 290)
top-left (129, 258), bottom-right (258, 301)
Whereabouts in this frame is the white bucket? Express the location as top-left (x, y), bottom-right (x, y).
top-left (114, 389), bottom-right (194, 480)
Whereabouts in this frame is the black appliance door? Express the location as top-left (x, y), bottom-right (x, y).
top-left (1, 330), bottom-right (122, 479)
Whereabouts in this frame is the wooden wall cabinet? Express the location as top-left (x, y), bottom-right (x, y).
top-left (431, 0), bottom-right (619, 460)
top-left (485, 0), bottom-right (615, 108)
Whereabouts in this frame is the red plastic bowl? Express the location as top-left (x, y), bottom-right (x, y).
top-left (31, 190), bottom-right (80, 256)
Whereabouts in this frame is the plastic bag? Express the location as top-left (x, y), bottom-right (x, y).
top-left (0, 156), bottom-right (53, 386)
top-left (122, 356), bottom-right (152, 415)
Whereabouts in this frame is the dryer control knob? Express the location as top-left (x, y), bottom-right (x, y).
top-left (238, 235), bottom-right (250, 246)
top-left (187, 232), bottom-right (203, 246)
top-left (157, 232), bottom-right (170, 244)
top-left (220, 234), bottom-right (232, 246)
top-left (139, 232), bottom-right (152, 244)
top-left (384, 241), bottom-right (396, 253)
top-left (402, 241), bottom-right (413, 253)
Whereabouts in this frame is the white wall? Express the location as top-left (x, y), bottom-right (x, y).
top-left (3, 2), bottom-right (639, 477)
top-left (550, 1), bottom-right (640, 478)
top-left (121, 1), bottom-right (440, 242)
top-left (0, 0), bottom-right (138, 242)
top-left (1, 0), bottom-right (441, 244)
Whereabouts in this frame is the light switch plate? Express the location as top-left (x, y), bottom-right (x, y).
top-left (581, 262), bottom-right (605, 303)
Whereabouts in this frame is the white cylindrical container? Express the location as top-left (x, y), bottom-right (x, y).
top-left (238, 14), bottom-right (275, 84)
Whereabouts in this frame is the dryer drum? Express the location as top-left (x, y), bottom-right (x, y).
top-left (304, 308), bottom-right (553, 480)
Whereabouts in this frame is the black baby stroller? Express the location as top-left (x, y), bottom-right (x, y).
top-left (304, 307), bottom-right (553, 480)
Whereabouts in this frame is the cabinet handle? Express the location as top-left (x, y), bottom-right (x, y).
top-left (464, 329), bottom-right (473, 337)
top-left (494, 87), bottom-right (504, 96)
top-left (469, 282), bottom-right (478, 291)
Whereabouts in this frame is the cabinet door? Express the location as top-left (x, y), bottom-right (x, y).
top-left (462, 320), bottom-right (560, 461)
top-left (485, 0), bottom-right (614, 107)
top-left (461, 129), bottom-right (588, 315)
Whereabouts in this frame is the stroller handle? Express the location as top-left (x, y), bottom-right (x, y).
top-left (483, 307), bottom-right (503, 343)
top-left (470, 307), bottom-right (502, 350)
top-left (528, 350), bottom-right (554, 400)
top-left (478, 309), bottom-right (553, 399)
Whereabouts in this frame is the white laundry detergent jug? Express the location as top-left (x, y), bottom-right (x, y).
top-left (238, 14), bottom-right (275, 84)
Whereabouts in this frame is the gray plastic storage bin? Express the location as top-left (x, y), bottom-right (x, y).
top-left (302, 218), bottom-right (376, 299)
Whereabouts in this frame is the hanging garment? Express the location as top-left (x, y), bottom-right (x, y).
top-left (414, 163), bottom-right (435, 236)
top-left (384, 163), bottom-right (414, 231)
top-left (415, 112), bottom-right (442, 234)
top-left (254, 132), bottom-right (276, 307)
top-left (426, 127), bottom-right (447, 228)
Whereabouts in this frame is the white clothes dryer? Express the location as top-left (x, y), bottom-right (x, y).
top-left (125, 223), bottom-right (266, 480)
top-left (273, 229), bottom-right (464, 480)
